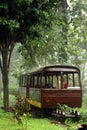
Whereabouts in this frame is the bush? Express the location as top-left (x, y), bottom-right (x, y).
top-left (12, 96), bottom-right (30, 116)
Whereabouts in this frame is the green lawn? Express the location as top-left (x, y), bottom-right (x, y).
top-left (0, 108), bottom-right (69, 130)
top-left (0, 108), bottom-right (83, 130)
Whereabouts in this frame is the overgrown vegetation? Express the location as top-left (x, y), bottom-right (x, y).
top-left (0, 93), bottom-right (87, 130)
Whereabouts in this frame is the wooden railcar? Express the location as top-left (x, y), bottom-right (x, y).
top-left (19, 65), bottom-right (82, 110)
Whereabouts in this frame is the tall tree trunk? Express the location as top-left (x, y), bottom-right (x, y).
top-left (1, 44), bottom-right (9, 111)
top-left (0, 42), bottom-right (15, 111)
top-left (2, 65), bottom-right (9, 111)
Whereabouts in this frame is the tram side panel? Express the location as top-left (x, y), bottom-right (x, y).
top-left (41, 89), bottom-right (82, 109)
top-left (28, 88), bottom-right (41, 108)
top-left (19, 87), bottom-right (82, 109)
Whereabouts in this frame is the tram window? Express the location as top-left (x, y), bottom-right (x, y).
top-left (45, 76), bottom-right (53, 88)
top-left (30, 76), bottom-right (34, 87)
top-left (41, 76), bottom-right (45, 87)
top-left (41, 76), bottom-right (53, 88)
top-left (57, 76), bottom-right (61, 89)
top-left (46, 76), bottom-right (49, 85)
top-left (52, 76), bottom-right (55, 88)
top-left (48, 76), bottom-right (52, 86)
top-left (67, 73), bottom-right (79, 88)
top-left (22, 76), bottom-right (25, 86)
top-left (34, 76), bottom-right (38, 87)
top-left (27, 75), bottom-right (30, 85)
top-left (32, 76), bottom-right (41, 88)
top-left (74, 73), bottom-right (79, 86)
top-left (24, 74), bottom-right (27, 86)
top-left (56, 76), bottom-right (58, 88)
top-left (67, 74), bottom-right (72, 87)
top-left (22, 75), bottom-right (25, 86)
top-left (25, 75), bottom-right (27, 86)
top-left (63, 75), bottom-right (68, 89)
top-left (38, 76), bottom-right (41, 87)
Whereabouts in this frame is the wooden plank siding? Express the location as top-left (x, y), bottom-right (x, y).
top-left (41, 89), bottom-right (82, 108)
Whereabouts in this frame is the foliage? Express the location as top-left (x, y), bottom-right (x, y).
top-left (57, 103), bottom-right (71, 114)
top-left (67, 0), bottom-right (87, 65)
top-left (18, 0), bottom-right (69, 69)
top-left (18, 0), bottom-right (87, 74)
top-left (11, 96), bottom-right (31, 126)
top-left (21, 113), bottom-right (31, 130)
top-left (12, 96), bottom-right (30, 116)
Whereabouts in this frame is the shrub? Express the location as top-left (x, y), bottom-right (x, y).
top-left (13, 96), bottom-right (30, 116)
top-left (12, 96), bottom-right (31, 124)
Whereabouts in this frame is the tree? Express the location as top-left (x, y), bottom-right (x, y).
top-left (0, 0), bottom-right (61, 111)
top-left (0, 1), bottom-right (19, 111)
top-left (19, 0), bottom-right (87, 74)
top-left (19, 0), bottom-right (70, 69)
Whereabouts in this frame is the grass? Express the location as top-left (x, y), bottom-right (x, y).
top-left (0, 107), bottom-right (83, 130)
top-left (0, 109), bottom-right (68, 130)
top-left (24, 118), bottom-right (67, 130)
top-left (0, 109), bottom-right (21, 130)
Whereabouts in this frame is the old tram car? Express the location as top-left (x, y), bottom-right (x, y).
top-left (19, 65), bottom-right (82, 115)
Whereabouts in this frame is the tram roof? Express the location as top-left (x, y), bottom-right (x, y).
top-left (29, 65), bottom-right (80, 75)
